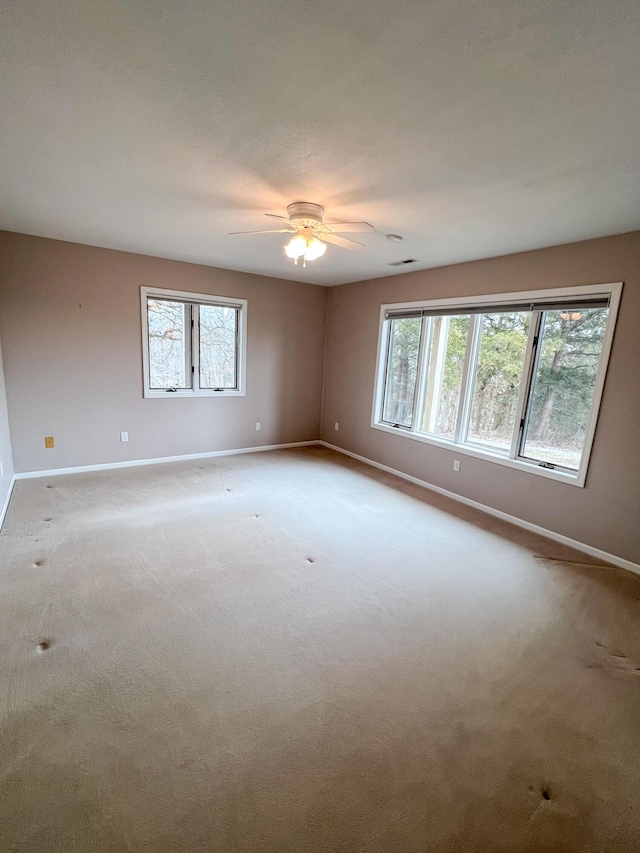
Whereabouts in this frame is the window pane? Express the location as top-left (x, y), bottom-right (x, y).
top-left (419, 315), bottom-right (470, 439)
top-left (522, 307), bottom-right (608, 470)
top-left (382, 317), bottom-right (422, 427)
top-left (147, 299), bottom-right (191, 389)
top-left (199, 305), bottom-right (238, 389)
top-left (467, 312), bottom-right (530, 453)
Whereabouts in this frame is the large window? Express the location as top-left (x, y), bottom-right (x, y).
top-left (373, 284), bottom-right (621, 486)
top-left (141, 287), bottom-right (246, 397)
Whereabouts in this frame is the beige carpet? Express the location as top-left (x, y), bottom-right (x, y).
top-left (1, 447), bottom-right (639, 852)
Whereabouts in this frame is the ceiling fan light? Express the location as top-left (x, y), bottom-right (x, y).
top-left (304, 237), bottom-right (327, 262)
top-left (284, 234), bottom-right (307, 258)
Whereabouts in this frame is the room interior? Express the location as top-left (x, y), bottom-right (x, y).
top-left (1, 2), bottom-right (639, 851)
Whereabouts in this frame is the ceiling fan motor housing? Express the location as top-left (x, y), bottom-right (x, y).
top-left (287, 201), bottom-right (325, 227)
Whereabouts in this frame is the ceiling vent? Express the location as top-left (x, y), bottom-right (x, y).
top-left (388, 258), bottom-right (419, 266)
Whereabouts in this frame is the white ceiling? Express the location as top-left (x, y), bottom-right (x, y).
top-left (1, 1), bottom-right (639, 286)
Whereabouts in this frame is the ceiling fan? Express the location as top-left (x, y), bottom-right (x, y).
top-left (229, 202), bottom-right (374, 266)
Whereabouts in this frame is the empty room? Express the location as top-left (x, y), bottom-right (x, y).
top-left (1, 1), bottom-right (639, 851)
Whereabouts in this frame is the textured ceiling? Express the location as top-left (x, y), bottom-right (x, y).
top-left (1, 0), bottom-right (639, 286)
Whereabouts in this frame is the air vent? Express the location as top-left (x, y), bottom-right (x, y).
top-left (388, 258), bottom-right (419, 266)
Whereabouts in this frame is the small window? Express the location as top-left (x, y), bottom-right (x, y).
top-left (141, 287), bottom-right (246, 398)
top-left (198, 304), bottom-right (239, 390)
top-left (381, 316), bottom-right (421, 427)
top-left (419, 314), bottom-right (469, 440)
top-left (374, 284), bottom-right (621, 486)
top-left (520, 306), bottom-right (609, 470)
top-left (148, 299), bottom-right (192, 390)
top-left (466, 311), bottom-right (530, 454)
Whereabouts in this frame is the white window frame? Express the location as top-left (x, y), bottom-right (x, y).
top-left (141, 286), bottom-right (247, 398)
top-left (371, 282), bottom-right (622, 487)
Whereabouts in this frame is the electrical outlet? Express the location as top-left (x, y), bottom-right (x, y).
top-left (334, 422), bottom-right (339, 431)
top-left (45, 436), bottom-right (54, 449)
top-left (256, 422), bottom-right (261, 431)
top-left (120, 432), bottom-right (129, 442)
top-left (453, 459), bottom-right (460, 472)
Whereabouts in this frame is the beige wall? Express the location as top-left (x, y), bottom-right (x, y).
top-left (321, 231), bottom-right (640, 565)
top-left (0, 232), bottom-right (327, 473)
top-left (0, 334), bottom-right (14, 513)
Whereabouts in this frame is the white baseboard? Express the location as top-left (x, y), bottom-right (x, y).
top-left (318, 441), bottom-right (640, 576)
top-left (0, 475), bottom-right (16, 530)
top-left (13, 441), bottom-right (320, 480)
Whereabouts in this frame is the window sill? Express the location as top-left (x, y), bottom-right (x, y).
top-left (371, 421), bottom-right (584, 487)
top-left (144, 390), bottom-right (245, 399)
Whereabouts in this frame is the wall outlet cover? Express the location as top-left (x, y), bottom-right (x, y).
top-left (256, 422), bottom-right (261, 431)
top-left (334, 422), bottom-right (339, 431)
top-left (45, 436), bottom-right (54, 449)
top-left (454, 460), bottom-right (461, 472)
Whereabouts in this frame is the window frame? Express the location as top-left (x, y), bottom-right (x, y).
top-left (371, 282), bottom-right (622, 487)
top-left (141, 286), bottom-right (247, 398)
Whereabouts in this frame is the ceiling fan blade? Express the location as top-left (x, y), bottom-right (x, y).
top-left (265, 214), bottom-right (299, 224)
top-left (228, 228), bottom-right (295, 235)
top-left (319, 233), bottom-right (365, 251)
top-left (325, 222), bottom-right (374, 233)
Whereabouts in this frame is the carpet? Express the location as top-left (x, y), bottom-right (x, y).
top-left (1, 447), bottom-right (639, 852)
